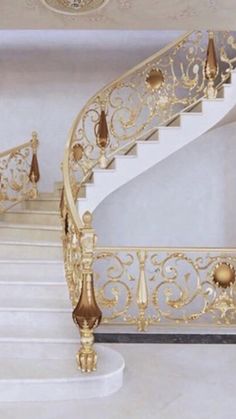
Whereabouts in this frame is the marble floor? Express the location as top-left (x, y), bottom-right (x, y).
top-left (0, 343), bottom-right (235, 419)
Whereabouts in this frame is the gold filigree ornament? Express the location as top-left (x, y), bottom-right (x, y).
top-left (0, 132), bottom-right (40, 213)
top-left (41, 0), bottom-right (109, 15)
top-left (211, 262), bottom-right (236, 289)
top-left (145, 68), bottom-right (164, 91)
top-left (72, 143), bottom-right (84, 162)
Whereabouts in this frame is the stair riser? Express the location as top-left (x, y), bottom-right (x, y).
top-left (1, 212), bottom-right (60, 226)
top-left (0, 370), bottom-right (123, 401)
top-left (0, 341), bottom-right (78, 359)
top-left (0, 283), bottom-right (68, 300)
top-left (0, 311), bottom-right (77, 339)
top-left (0, 227), bottom-right (61, 242)
top-left (0, 244), bottom-right (62, 260)
top-left (0, 262), bottom-right (65, 281)
top-left (24, 200), bottom-right (60, 211)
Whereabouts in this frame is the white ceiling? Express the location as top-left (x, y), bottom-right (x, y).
top-left (1, 0), bottom-right (236, 30)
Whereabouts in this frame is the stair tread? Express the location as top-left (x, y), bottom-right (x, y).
top-left (0, 240), bottom-right (62, 247)
top-left (0, 259), bottom-right (63, 264)
top-left (0, 280), bottom-right (66, 286)
top-left (0, 356), bottom-right (115, 381)
top-left (0, 222), bottom-right (61, 231)
top-left (0, 358), bottom-right (77, 381)
top-left (0, 297), bottom-right (71, 310)
top-left (35, 196), bottom-right (60, 201)
top-left (0, 337), bottom-right (78, 343)
top-left (3, 209), bottom-right (60, 215)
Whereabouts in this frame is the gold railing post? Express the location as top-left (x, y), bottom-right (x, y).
top-left (136, 250), bottom-right (149, 331)
top-left (72, 211), bottom-right (102, 373)
top-left (29, 131), bottom-right (40, 199)
top-left (96, 99), bottom-right (109, 169)
top-left (205, 31), bottom-right (218, 99)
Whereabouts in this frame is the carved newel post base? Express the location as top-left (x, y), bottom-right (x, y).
top-left (73, 212), bottom-right (102, 373)
top-left (76, 324), bottom-right (97, 373)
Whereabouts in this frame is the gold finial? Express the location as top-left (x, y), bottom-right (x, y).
top-left (208, 30), bottom-right (214, 39)
top-left (31, 131), bottom-right (39, 153)
top-left (82, 211), bottom-right (92, 228)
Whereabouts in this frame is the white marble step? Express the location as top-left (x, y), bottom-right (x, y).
top-left (0, 297), bottom-right (70, 309)
top-left (0, 304), bottom-right (77, 339)
top-left (0, 210), bottom-right (61, 226)
top-left (0, 260), bottom-right (65, 281)
top-left (0, 346), bottom-right (124, 401)
top-left (0, 222), bottom-right (61, 242)
top-left (0, 337), bottom-right (78, 359)
top-left (0, 280), bottom-right (68, 300)
top-left (0, 344), bottom-right (234, 417)
top-left (0, 241), bottom-right (62, 260)
top-left (24, 198), bottom-right (60, 212)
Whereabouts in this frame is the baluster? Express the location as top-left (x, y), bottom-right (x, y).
top-left (96, 100), bottom-right (109, 169)
top-left (205, 31), bottom-right (218, 99)
top-left (72, 211), bottom-right (102, 373)
top-left (29, 131), bottom-right (40, 198)
top-left (136, 250), bottom-right (149, 331)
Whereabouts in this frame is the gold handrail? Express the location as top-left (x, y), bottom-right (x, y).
top-left (0, 140), bottom-right (33, 159)
top-left (96, 246), bottom-right (236, 253)
top-left (0, 132), bottom-right (40, 214)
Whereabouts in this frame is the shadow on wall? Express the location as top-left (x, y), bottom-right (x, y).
top-left (93, 121), bottom-right (236, 248)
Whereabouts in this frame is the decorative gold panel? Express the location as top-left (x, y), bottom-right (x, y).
top-left (93, 247), bottom-right (236, 330)
top-left (0, 132), bottom-right (40, 214)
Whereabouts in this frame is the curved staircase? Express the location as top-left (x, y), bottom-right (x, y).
top-left (61, 30), bottom-right (236, 372)
top-left (1, 30), bottom-right (236, 400)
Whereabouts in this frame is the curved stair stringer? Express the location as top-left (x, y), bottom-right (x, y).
top-left (78, 71), bottom-right (236, 216)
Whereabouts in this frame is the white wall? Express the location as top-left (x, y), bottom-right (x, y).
top-left (93, 121), bottom-right (236, 247)
top-left (0, 29), bottom-right (182, 192)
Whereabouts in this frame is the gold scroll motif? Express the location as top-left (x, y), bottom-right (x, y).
top-left (0, 132), bottom-right (40, 214)
top-left (93, 248), bottom-right (236, 330)
top-left (67, 31), bottom-right (236, 194)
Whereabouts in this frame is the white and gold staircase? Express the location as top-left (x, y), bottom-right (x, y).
top-left (1, 30), bottom-right (236, 401)
top-left (61, 30), bottom-right (236, 373)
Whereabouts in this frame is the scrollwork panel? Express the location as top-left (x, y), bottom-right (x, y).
top-left (94, 248), bottom-right (236, 330)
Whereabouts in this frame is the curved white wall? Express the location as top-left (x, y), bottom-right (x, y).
top-left (94, 121), bottom-right (236, 247)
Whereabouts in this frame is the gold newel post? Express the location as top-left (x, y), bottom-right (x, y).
top-left (73, 211), bottom-right (102, 373)
top-left (29, 131), bottom-right (40, 199)
top-left (205, 31), bottom-right (218, 99)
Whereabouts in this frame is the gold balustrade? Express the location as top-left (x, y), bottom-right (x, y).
top-left (0, 132), bottom-right (40, 214)
top-left (94, 247), bottom-right (236, 331)
top-left (61, 30), bottom-right (236, 372)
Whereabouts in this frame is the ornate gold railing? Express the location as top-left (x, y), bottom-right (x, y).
top-left (94, 247), bottom-right (236, 331)
top-left (0, 132), bottom-right (40, 214)
top-left (62, 31), bottom-right (236, 372)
